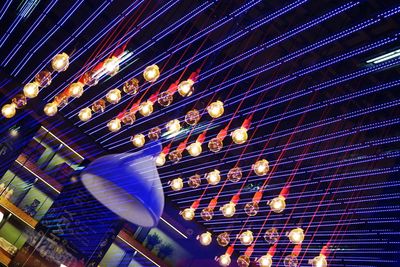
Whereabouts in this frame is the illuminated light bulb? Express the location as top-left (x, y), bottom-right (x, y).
top-left (206, 169), bottom-right (221, 185)
top-left (197, 232), bottom-right (212, 246)
top-left (207, 100), bottom-right (224, 118)
top-left (287, 228), bottom-right (304, 244)
top-left (170, 177), bottom-right (183, 191)
top-left (148, 127), bottom-right (161, 140)
top-left (131, 133), bottom-right (145, 147)
top-left (12, 94), bottom-right (27, 109)
top-left (143, 64), bottom-right (160, 82)
top-left (23, 82), bottom-right (39, 98)
top-left (139, 101), bottom-right (154, 116)
top-left (165, 119), bottom-right (181, 134)
top-left (200, 207), bottom-right (214, 221)
top-left (68, 82), bottom-right (84, 98)
top-left (264, 228), bottom-right (279, 244)
top-left (177, 79), bottom-right (194, 97)
top-left (239, 230), bottom-right (253, 246)
top-left (269, 196), bottom-right (286, 213)
top-left (220, 202), bottom-right (236, 218)
top-left (44, 102), bottom-right (58, 116)
top-left (168, 150), bottom-right (182, 163)
top-left (106, 89), bottom-right (122, 104)
top-left (157, 91), bottom-right (173, 107)
top-left (188, 174), bottom-right (201, 188)
top-left (231, 127), bottom-right (248, 144)
top-left (155, 153), bottom-right (166, 166)
top-left (227, 167), bottom-right (242, 182)
top-left (121, 111), bottom-right (136, 125)
top-left (208, 137), bottom-right (223, 152)
top-left (217, 254), bottom-right (231, 267)
top-left (78, 107), bottom-right (92, 122)
top-left (244, 201), bottom-right (259, 216)
top-left (123, 78), bottom-right (139, 95)
top-left (237, 255), bottom-right (250, 267)
top-left (309, 255), bottom-right (327, 267)
top-left (185, 109), bottom-right (200, 125)
top-left (103, 56), bottom-right (119, 75)
top-left (35, 70), bottom-right (52, 87)
top-left (217, 232), bottom-right (230, 247)
top-left (187, 142), bottom-right (202, 157)
top-left (258, 254), bottom-right (273, 267)
top-left (180, 208), bottom-right (195, 221)
top-left (107, 118), bottom-right (121, 132)
top-left (51, 52), bottom-right (69, 72)
top-left (1, 104), bottom-right (16, 118)
top-left (284, 255), bottom-right (298, 267)
top-left (91, 99), bottom-right (106, 113)
top-left (82, 71), bottom-right (98, 87)
top-left (253, 159), bottom-right (270, 176)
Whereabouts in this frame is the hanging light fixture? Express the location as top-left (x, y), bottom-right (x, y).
top-left (91, 99), bottom-right (106, 113)
top-left (12, 94), bottom-right (27, 109)
top-left (168, 140), bottom-right (187, 163)
top-left (188, 174), bottom-right (201, 188)
top-left (131, 133), bottom-right (145, 148)
top-left (103, 56), bottom-right (120, 76)
top-left (148, 127), bottom-right (161, 141)
top-left (200, 197), bottom-right (218, 221)
top-left (216, 246), bottom-right (234, 267)
top-left (231, 115), bottom-right (252, 144)
top-left (287, 228), bottom-right (305, 244)
top-left (217, 232), bottom-right (230, 247)
top-left (264, 228), bottom-right (279, 244)
top-left (123, 78), bottom-right (139, 95)
top-left (197, 232), bottom-right (212, 246)
top-left (143, 64), bottom-right (160, 82)
top-left (165, 119), bottom-right (181, 134)
top-left (81, 71), bottom-right (98, 87)
top-left (185, 109), bottom-right (201, 126)
top-left (155, 144), bottom-right (171, 167)
top-left (35, 70), bottom-right (52, 87)
top-left (107, 118), bottom-right (121, 132)
top-left (208, 126), bottom-right (228, 152)
top-left (106, 89), bottom-right (122, 104)
top-left (121, 111), bottom-right (136, 125)
top-left (309, 245), bottom-right (329, 267)
top-left (177, 69), bottom-right (200, 97)
top-left (206, 169), bottom-right (221, 185)
top-left (220, 194), bottom-right (239, 218)
top-left (68, 82), bottom-right (84, 98)
top-left (244, 190), bottom-right (263, 216)
top-left (268, 186), bottom-right (289, 213)
top-left (284, 244), bottom-right (301, 267)
top-left (1, 103), bottom-right (16, 118)
top-left (169, 177), bottom-right (183, 191)
top-left (257, 245), bottom-right (277, 267)
top-left (44, 102), bottom-right (58, 116)
top-left (51, 52), bottom-right (69, 72)
top-left (78, 107), bottom-right (92, 122)
top-left (180, 199), bottom-right (200, 221)
top-left (239, 230), bottom-right (254, 246)
top-left (157, 91), bottom-right (174, 107)
top-left (253, 159), bottom-right (270, 176)
top-left (227, 166), bottom-right (243, 182)
top-left (187, 131), bottom-right (206, 157)
top-left (139, 101), bottom-right (153, 116)
top-left (23, 82), bottom-right (39, 98)
top-left (207, 100), bottom-right (224, 118)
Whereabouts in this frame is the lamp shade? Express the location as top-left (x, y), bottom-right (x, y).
top-left (81, 142), bottom-right (164, 227)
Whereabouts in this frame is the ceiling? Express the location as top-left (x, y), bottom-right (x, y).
top-left (1, 0), bottom-right (400, 266)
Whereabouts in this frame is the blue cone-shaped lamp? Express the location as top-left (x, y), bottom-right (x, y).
top-left (81, 142), bottom-right (164, 227)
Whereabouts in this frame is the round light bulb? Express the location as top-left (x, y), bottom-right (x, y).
top-left (237, 255), bottom-right (250, 267)
top-left (206, 169), bottom-right (221, 185)
top-left (35, 71), bottom-right (52, 87)
top-left (51, 52), bottom-right (69, 72)
top-left (121, 111), bottom-right (136, 125)
top-left (217, 232), bottom-right (230, 247)
top-left (170, 177), bottom-right (183, 191)
top-left (23, 82), bottom-right (39, 98)
top-left (103, 56), bottom-right (119, 75)
top-left (143, 64), bottom-right (160, 82)
top-left (288, 228), bottom-right (304, 244)
top-left (197, 232), bottom-right (212, 246)
top-left (187, 142), bottom-right (202, 157)
top-left (185, 109), bottom-right (200, 125)
top-left (12, 94), bottom-right (27, 109)
top-left (310, 255), bottom-right (327, 267)
top-left (178, 79), bottom-right (194, 97)
top-left (208, 137), bottom-right (223, 152)
top-left (148, 127), bottom-right (161, 140)
top-left (107, 118), bottom-right (121, 132)
top-left (231, 127), bottom-right (248, 144)
top-left (106, 89), bottom-right (121, 104)
top-left (44, 102), bottom-right (58, 116)
top-left (165, 119), bottom-right (181, 134)
top-left (220, 202), bottom-right (236, 217)
top-left (1, 104), bottom-right (16, 118)
top-left (284, 255), bottom-right (298, 267)
top-left (180, 208), bottom-right (195, 221)
top-left (218, 253), bottom-right (231, 267)
top-left (131, 133), bottom-right (145, 147)
top-left (258, 254), bottom-right (273, 267)
top-left (68, 82), bottom-right (84, 98)
top-left (239, 230), bottom-right (253, 246)
top-left (227, 166), bottom-right (242, 182)
top-left (157, 91), bottom-right (173, 107)
top-left (91, 99), bottom-right (106, 113)
top-left (155, 153), bottom-right (166, 166)
top-left (269, 196), bottom-right (286, 213)
top-left (188, 174), bottom-right (201, 188)
top-left (123, 78), bottom-right (139, 95)
top-left (207, 100), bottom-right (224, 118)
top-left (253, 159), bottom-right (270, 176)
top-left (264, 228), bottom-right (279, 244)
top-left (244, 201), bottom-right (259, 216)
top-left (139, 101), bottom-right (154, 116)
top-left (78, 107), bottom-right (92, 121)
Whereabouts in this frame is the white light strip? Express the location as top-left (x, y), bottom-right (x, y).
top-left (41, 126), bottom-right (85, 160)
top-left (160, 217), bottom-right (188, 239)
top-left (117, 236), bottom-right (160, 267)
top-left (14, 160), bottom-right (60, 194)
top-left (366, 48), bottom-right (400, 64)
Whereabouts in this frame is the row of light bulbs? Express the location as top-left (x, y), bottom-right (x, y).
top-left (1, 52), bottom-right (70, 118)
